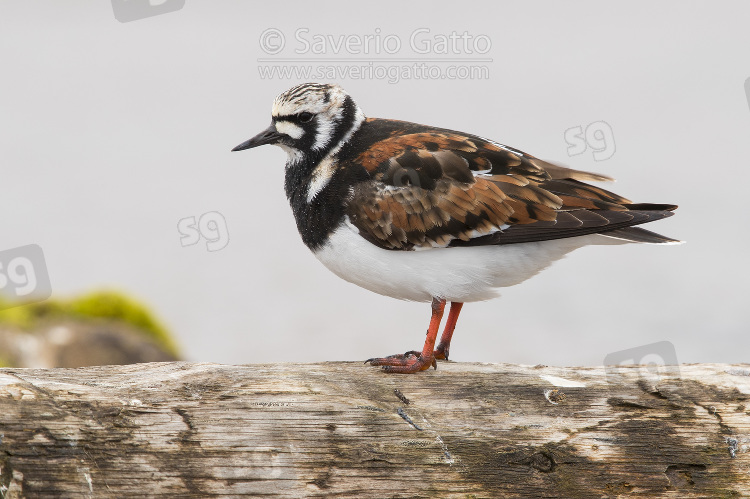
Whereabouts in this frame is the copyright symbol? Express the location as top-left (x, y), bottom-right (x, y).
top-left (259, 28), bottom-right (285, 55)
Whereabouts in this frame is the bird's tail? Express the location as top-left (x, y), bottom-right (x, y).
top-left (600, 226), bottom-right (682, 244)
top-left (600, 204), bottom-right (682, 244)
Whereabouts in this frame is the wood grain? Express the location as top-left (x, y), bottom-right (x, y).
top-left (1, 361), bottom-right (749, 498)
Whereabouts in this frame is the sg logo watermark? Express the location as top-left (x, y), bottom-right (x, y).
top-left (564, 121), bottom-right (616, 161)
top-left (0, 245), bottom-right (52, 310)
top-left (604, 341), bottom-right (680, 388)
top-left (385, 164), bottom-right (422, 189)
top-left (178, 211), bottom-right (230, 252)
top-left (111, 0), bottom-right (185, 23)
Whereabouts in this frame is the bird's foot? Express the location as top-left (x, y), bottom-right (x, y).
top-left (365, 351), bottom-right (437, 373)
top-left (434, 342), bottom-right (449, 361)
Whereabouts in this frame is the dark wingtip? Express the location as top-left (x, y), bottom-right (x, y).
top-left (624, 203), bottom-right (678, 212)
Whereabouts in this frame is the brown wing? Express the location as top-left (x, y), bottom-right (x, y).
top-left (352, 120), bottom-right (551, 183)
top-left (345, 124), bottom-right (677, 250)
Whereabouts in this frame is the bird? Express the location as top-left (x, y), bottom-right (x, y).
top-left (232, 82), bottom-right (679, 374)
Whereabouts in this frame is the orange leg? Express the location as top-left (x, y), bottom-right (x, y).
top-left (434, 302), bottom-right (463, 360)
top-left (366, 297), bottom-right (446, 373)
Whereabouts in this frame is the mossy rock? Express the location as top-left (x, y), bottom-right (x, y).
top-left (0, 290), bottom-right (179, 357)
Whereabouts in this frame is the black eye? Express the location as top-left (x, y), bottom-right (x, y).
top-left (298, 112), bottom-right (314, 123)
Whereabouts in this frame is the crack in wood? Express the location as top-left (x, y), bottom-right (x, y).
top-left (396, 407), bottom-right (422, 430)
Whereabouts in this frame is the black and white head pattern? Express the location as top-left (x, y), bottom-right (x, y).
top-left (271, 83), bottom-right (365, 164)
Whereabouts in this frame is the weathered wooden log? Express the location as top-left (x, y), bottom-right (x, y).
top-left (1, 361), bottom-right (749, 498)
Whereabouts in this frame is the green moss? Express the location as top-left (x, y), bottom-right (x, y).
top-left (68, 291), bottom-right (179, 356)
top-left (0, 298), bottom-right (66, 330)
top-left (0, 290), bottom-right (179, 357)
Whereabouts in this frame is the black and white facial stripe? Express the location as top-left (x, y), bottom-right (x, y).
top-left (273, 112), bottom-right (319, 154)
top-left (271, 83), bottom-right (365, 162)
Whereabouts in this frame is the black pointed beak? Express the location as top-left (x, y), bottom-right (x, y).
top-left (231, 124), bottom-right (282, 152)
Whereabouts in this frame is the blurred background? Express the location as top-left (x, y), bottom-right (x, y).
top-left (0, 1), bottom-right (747, 368)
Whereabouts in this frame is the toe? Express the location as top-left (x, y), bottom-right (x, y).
top-left (366, 352), bottom-right (418, 367)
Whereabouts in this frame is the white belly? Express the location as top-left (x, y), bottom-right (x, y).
top-left (313, 223), bottom-right (624, 303)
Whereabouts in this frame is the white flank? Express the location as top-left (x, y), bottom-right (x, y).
top-left (314, 221), bottom-right (626, 303)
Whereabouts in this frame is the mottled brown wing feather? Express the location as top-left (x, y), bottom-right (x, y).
top-left (354, 122), bottom-right (550, 182)
top-left (346, 132), bottom-right (565, 250)
top-left (345, 127), bottom-right (676, 250)
top-left (348, 176), bottom-right (555, 250)
top-left (534, 160), bottom-right (615, 182)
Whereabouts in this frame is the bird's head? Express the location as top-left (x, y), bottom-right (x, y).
top-left (232, 83), bottom-right (365, 163)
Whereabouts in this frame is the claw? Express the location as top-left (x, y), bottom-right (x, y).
top-left (434, 344), bottom-right (449, 361)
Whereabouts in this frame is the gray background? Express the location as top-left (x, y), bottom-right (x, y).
top-left (1, 1), bottom-right (748, 367)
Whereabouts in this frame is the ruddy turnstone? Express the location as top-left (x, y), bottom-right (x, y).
top-left (232, 83), bottom-right (679, 374)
